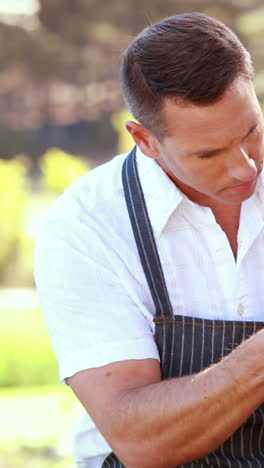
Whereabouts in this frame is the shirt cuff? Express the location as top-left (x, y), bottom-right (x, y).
top-left (59, 337), bottom-right (160, 383)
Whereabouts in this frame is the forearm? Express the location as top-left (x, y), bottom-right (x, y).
top-left (110, 331), bottom-right (264, 468)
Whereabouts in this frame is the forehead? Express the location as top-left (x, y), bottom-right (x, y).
top-left (162, 77), bottom-right (260, 152)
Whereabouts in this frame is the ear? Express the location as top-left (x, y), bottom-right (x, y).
top-left (125, 121), bottom-right (159, 158)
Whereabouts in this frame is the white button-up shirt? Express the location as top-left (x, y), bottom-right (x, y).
top-left (34, 147), bottom-right (264, 467)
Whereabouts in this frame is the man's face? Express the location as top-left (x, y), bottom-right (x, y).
top-left (155, 77), bottom-right (264, 206)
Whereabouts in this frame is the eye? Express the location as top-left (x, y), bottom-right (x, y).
top-left (198, 151), bottom-right (219, 159)
top-left (246, 124), bottom-right (258, 139)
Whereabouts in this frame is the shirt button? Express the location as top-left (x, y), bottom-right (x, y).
top-left (237, 303), bottom-right (244, 317)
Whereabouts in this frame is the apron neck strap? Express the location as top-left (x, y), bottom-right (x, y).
top-left (122, 146), bottom-right (173, 317)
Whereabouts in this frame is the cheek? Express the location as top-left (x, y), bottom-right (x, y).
top-left (165, 149), bottom-right (225, 186)
top-left (189, 162), bottom-right (227, 190)
top-left (258, 134), bottom-right (264, 155)
top-left (180, 163), bottom-right (216, 187)
top-left (248, 133), bottom-right (264, 159)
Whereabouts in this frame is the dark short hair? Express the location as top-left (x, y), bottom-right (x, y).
top-left (120, 12), bottom-right (254, 139)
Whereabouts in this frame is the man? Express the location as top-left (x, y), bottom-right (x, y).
top-left (34, 12), bottom-right (264, 468)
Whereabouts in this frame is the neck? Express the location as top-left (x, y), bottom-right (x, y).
top-left (211, 203), bottom-right (241, 260)
top-left (156, 158), bottom-right (242, 257)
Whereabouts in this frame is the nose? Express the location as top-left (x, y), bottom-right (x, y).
top-left (227, 147), bottom-right (257, 182)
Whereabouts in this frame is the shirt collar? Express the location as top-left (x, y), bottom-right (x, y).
top-left (136, 146), bottom-right (184, 236)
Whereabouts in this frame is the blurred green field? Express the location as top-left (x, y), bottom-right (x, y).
top-left (0, 305), bottom-right (82, 467)
top-left (0, 307), bottom-right (58, 387)
top-left (0, 384), bottom-right (82, 467)
top-left (0, 150), bottom-right (95, 466)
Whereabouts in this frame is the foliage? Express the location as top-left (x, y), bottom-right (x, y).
top-left (39, 148), bottom-right (90, 194)
top-left (236, 7), bottom-right (264, 37)
top-left (0, 148), bottom-right (92, 287)
top-left (0, 0), bottom-right (264, 132)
top-left (0, 158), bottom-right (30, 285)
top-left (38, 0), bottom-right (263, 42)
top-left (1, 0), bottom-right (264, 132)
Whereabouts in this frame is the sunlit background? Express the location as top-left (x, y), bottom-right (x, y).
top-left (1, 1), bottom-right (264, 466)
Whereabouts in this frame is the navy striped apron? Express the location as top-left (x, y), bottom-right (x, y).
top-left (103, 147), bottom-right (264, 467)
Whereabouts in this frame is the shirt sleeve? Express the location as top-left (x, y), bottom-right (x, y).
top-left (34, 209), bottom-right (160, 383)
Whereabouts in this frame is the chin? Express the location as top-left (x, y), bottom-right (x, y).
top-left (222, 190), bottom-right (256, 205)
top-left (220, 177), bottom-right (259, 204)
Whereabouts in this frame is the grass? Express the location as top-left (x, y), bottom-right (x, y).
top-left (0, 384), bottom-right (82, 443)
top-left (0, 303), bottom-right (83, 466)
top-left (0, 306), bottom-right (58, 386)
top-left (0, 448), bottom-right (73, 468)
top-left (0, 384), bottom-right (82, 467)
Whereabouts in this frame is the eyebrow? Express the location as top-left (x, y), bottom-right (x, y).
top-left (191, 123), bottom-right (258, 158)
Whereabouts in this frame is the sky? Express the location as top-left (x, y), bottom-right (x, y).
top-left (0, 0), bottom-right (39, 15)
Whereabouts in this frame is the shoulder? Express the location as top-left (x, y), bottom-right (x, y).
top-left (47, 152), bottom-right (128, 222)
top-left (36, 152), bottom-right (130, 249)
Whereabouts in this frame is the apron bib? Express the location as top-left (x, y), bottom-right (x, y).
top-left (103, 147), bottom-right (264, 467)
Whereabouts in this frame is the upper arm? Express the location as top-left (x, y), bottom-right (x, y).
top-left (34, 216), bottom-right (159, 382)
top-left (67, 358), bottom-right (161, 452)
top-left (35, 199), bottom-right (162, 465)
